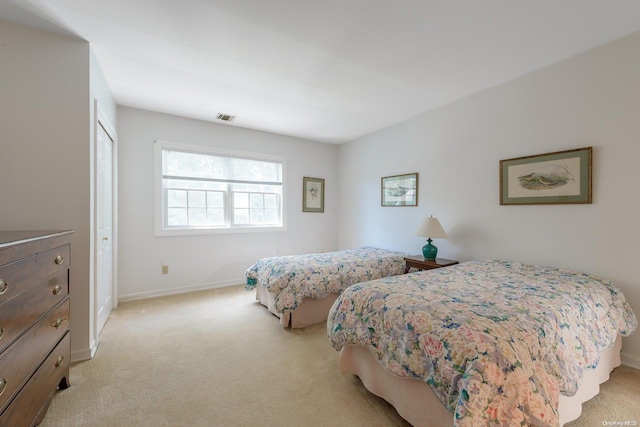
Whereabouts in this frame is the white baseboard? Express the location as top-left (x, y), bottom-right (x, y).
top-left (621, 351), bottom-right (640, 370)
top-left (71, 343), bottom-right (94, 363)
top-left (118, 278), bottom-right (244, 302)
top-left (90, 338), bottom-right (99, 358)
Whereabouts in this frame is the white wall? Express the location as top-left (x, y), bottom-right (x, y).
top-left (91, 51), bottom-right (117, 123)
top-left (117, 107), bottom-right (338, 299)
top-left (89, 49), bottom-right (117, 358)
top-left (338, 32), bottom-right (640, 366)
top-left (0, 19), bottom-right (91, 360)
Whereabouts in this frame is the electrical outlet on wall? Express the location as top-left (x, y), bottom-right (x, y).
top-left (162, 265), bottom-right (169, 275)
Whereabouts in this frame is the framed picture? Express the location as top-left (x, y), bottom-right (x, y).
top-left (500, 147), bottom-right (592, 205)
top-left (303, 177), bottom-right (324, 212)
top-left (381, 173), bottom-right (418, 206)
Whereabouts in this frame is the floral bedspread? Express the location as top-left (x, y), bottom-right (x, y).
top-left (327, 260), bottom-right (637, 427)
top-left (245, 247), bottom-right (406, 317)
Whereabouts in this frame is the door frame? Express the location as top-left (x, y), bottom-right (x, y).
top-left (93, 100), bottom-right (118, 355)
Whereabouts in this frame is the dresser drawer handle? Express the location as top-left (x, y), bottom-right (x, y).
top-left (0, 379), bottom-right (6, 396)
top-left (53, 284), bottom-right (63, 295)
top-left (0, 280), bottom-right (7, 295)
top-left (51, 318), bottom-right (68, 329)
top-left (54, 255), bottom-right (64, 265)
top-left (55, 355), bottom-right (65, 368)
top-left (0, 327), bottom-right (3, 340)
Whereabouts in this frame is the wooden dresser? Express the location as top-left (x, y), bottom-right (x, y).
top-left (0, 230), bottom-right (73, 426)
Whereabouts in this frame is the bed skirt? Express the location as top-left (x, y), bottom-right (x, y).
top-left (339, 335), bottom-right (622, 427)
top-left (255, 285), bottom-right (339, 328)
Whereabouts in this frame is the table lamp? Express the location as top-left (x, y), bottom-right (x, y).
top-left (415, 216), bottom-right (448, 261)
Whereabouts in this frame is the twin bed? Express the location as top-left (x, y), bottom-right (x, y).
top-left (328, 259), bottom-right (637, 426)
top-left (245, 247), bottom-right (406, 327)
top-left (246, 251), bottom-right (637, 426)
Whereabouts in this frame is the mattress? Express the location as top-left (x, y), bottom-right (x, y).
top-left (328, 260), bottom-right (637, 426)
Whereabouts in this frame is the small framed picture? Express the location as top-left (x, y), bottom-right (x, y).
top-left (303, 177), bottom-right (324, 212)
top-left (500, 147), bottom-right (592, 205)
top-left (381, 173), bottom-right (418, 206)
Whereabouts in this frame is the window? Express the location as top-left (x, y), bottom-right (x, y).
top-left (155, 140), bottom-right (285, 235)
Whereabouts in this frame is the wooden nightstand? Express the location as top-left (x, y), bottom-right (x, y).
top-left (404, 255), bottom-right (459, 273)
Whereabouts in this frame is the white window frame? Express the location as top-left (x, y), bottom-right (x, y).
top-left (154, 140), bottom-right (287, 236)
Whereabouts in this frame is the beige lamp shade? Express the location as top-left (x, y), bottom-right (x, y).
top-left (415, 216), bottom-right (448, 239)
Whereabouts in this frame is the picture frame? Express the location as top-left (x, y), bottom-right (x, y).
top-left (500, 147), bottom-right (592, 205)
top-left (303, 177), bottom-right (324, 212)
top-left (381, 173), bottom-right (418, 207)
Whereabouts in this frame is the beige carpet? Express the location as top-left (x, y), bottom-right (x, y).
top-left (40, 285), bottom-right (640, 427)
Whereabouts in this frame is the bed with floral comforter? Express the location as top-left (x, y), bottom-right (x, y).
top-left (245, 247), bottom-right (406, 323)
top-left (327, 259), bottom-right (637, 426)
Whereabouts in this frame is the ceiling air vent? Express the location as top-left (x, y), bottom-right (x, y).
top-left (216, 113), bottom-right (236, 122)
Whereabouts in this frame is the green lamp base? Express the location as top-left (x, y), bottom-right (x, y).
top-left (422, 238), bottom-right (438, 261)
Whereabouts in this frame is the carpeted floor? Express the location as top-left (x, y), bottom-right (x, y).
top-left (40, 285), bottom-right (640, 427)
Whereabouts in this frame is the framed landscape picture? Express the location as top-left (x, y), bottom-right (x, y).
top-left (303, 177), bottom-right (324, 212)
top-left (381, 173), bottom-right (418, 206)
top-left (500, 147), bottom-right (592, 205)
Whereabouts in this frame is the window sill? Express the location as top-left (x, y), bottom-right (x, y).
top-left (154, 225), bottom-right (287, 237)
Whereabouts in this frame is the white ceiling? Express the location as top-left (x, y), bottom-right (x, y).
top-left (3, 0), bottom-right (640, 143)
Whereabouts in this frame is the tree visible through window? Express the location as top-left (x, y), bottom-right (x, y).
top-left (156, 141), bottom-right (284, 233)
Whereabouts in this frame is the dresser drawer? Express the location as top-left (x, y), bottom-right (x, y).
top-left (0, 270), bottom-right (69, 354)
top-left (0, 244), bottom-right (70, 305)
top-left (0, 299), bottom-right (69, 413)
top-left (0, 332), bottom-right (70, 427)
